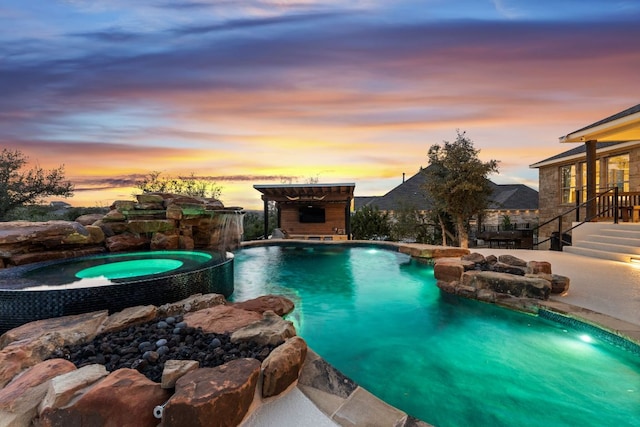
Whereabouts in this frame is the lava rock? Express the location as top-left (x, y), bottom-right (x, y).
top-left (50, 316), bottom-right (277, 383)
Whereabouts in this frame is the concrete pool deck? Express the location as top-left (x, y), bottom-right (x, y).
top-left (239, 245), bottom-right (640, 427)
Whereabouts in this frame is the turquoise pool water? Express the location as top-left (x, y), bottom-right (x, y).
top-left (233, 245), bottom-right (640, 427)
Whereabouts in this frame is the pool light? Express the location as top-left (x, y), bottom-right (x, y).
top-left (579, 334), bottom-right (593, 343)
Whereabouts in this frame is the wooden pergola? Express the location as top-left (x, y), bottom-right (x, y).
top-left (253, 183), bottom-right (355, 240)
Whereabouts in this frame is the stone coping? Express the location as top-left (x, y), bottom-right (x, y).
top-left (241, 239), bottom-right (470, 260)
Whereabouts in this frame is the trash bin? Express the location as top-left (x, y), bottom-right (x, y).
top-left (550, 232), bottom-right (571, 251)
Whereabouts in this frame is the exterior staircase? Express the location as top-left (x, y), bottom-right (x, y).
top-left (563, 223), bottom-right (640, 262)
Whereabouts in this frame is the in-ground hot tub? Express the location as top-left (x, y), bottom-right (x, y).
top-left (0, 250), bottom-right (234, 334)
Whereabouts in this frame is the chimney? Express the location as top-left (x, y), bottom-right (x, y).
top-left (402, 173), bottom-right (405, 183)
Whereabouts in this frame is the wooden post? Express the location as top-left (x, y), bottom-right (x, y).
top-left (263, 199), bottom-right (269, 239)
top-left (585, 140), bottom-right (597, 220)
top-left (345, 199), bottom-right (352, 240)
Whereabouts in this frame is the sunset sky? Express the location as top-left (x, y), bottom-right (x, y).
top-left (2, 1), bottom-right (639, 210)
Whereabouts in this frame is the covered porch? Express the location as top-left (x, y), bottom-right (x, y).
top-left (253, 183), bottom-right (355, 240)
top-left (560, 104), bottom-right (640, 220)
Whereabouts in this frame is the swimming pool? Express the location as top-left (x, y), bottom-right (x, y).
top-left (233, 245), bottom-right (640, 427)
top-left (0, 250), bottom-right (234, 333)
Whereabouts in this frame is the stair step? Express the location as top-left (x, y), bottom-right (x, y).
top-left (600, 228), bottom-right (640, 239)
top-left (563, 246), bottom-right (633, 262)
top-left (576, 239), bottom-right (640, 255)
top-left (587, 234), bottom-right (640, 246)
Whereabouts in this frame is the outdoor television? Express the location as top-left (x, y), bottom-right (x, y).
top-left (299, 206), bottom-right (325, 223)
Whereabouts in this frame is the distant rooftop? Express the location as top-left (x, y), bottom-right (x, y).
top-left (356, 168), bottom-right (537, 211)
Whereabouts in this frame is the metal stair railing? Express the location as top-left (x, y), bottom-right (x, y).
top-left (533, 187), bottom-right (617, 250)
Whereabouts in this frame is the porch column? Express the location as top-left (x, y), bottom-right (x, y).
top-left (585, 140), bottom-right (597, 219)
top-left (345, 199), bottom-right (352, 239)
top-left (263, 198), bottom-right (269, 239)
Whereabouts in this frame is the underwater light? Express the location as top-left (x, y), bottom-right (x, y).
top-left (366, 248), bottom-right (378, 254)
top-left (579, 334), bottom-right (593, 343)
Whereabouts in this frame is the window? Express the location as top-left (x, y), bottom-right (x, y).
top-left (606, 154), bottom-right (629, 191)
top-left (560, 164), bottom-right (576, 204)
top-left (579, 160), bottom-right (600, 202)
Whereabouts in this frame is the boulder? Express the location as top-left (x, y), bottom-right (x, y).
top-left (0, 311), bottom-right (108, 388)
top-left (84, 225), bottom-right (105, 244)
top-left (497, 254), bottom-right (527, 267)
top-left (550, 274), bottom-right (570, 294)
top-left (161, 359), bottom-right (261, 427)
top-left (230, 311), bottom-right (296, 347)
top-left (99, 305), bottom-right (158, 334)
top-left (126, 220), bottom-right (176, 234)
top-left (233, 295), bottom-right (295, 316)
top-left (433, 262), bottom-right (464, 283)
top-left (102, 209), bottom-right (126, 222)
top-left (161, 360), bottom-right (200, 390)
top-left (7, 247), bottom-right (105, 267)
top-left (38, 368), bottom-right (170, 427)
top-left (527, 261), bottom-right (552, 275)
top-left (150, 232), bottom-right (180, 250)
top-left (436, 280), bottom-right (457, 294)
top-left (136, 194), bottom-right (165, 204)
top-left (455, 284), bottom-right (477, 299)
top-left (75, 214), bottom-right (105, 226)
top-left (261, 336), bottom-right (308, 398)
top-left (105, 234), bottom-right (149, 252)
top-left (158, 294), bottom-right (226, 318)
top-left (0, 221), bottom-right (92, 256)
top-left (0, 359), bottom-right (76, 427)
top-left (38, 364), bottom-right (108, 413)
top-left (203, 199), bottom-right (225, 210)
top-left (134, 202), bottom-right (165, 211)
top-left (164, 196), bottom-right (205, 208)
top-left (110, 200), bottom-right (137, 211)
top-left (0, 310), bottom-right (108, 350)
top-left (476, 289), bottom-right (497, 303)
top-left (490, 262), bottom-right (526, 276)
top-left (179, 236), bottom-right (195, 250)
top-left (398, 246), bottom-right (469, 259)
top-left (462, 271), bottom-right (551, 300)
top-left (184, 305), bottom-right (261, 334)
top-left (165, 205), bottom-right (184, 220)
top-left (461, 252), bottom-right (486, 264)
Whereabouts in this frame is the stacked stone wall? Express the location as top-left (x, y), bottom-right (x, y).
top-left (0, 193), bottom-right (242, 268)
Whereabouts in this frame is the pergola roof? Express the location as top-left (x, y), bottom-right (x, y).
top-left (253, 183), bottom-right (355, 203)
top-left (559, 103), bottom-right (640, 143)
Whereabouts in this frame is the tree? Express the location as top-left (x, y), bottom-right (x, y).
top-left (0, 149), bottom-right (74, 221)
top-left (243, 201), bottom-right (278, 240)
top-left (136, 171), bottom-right (222, 199)
top-left (351, 205), bottom-right (391, 240)
top-left (422, 131), bottom-right (499, 248)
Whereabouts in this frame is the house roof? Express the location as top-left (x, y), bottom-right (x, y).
top-left (529, 141), bottom-right (626, 168)
top-left (559, 103), bottom-right (640, 143)
top-left (360, 168), bottom-right (538, 212)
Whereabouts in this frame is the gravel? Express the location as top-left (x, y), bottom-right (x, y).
top-left (48, 316), bottom-right (275, 383)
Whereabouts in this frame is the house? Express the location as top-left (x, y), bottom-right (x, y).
top-left (254, 183), bottom-right (355, 240)
top-left (356, 167), bottom-right (539, 231)
top-left (530, 103), bottom-right (640, 250)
